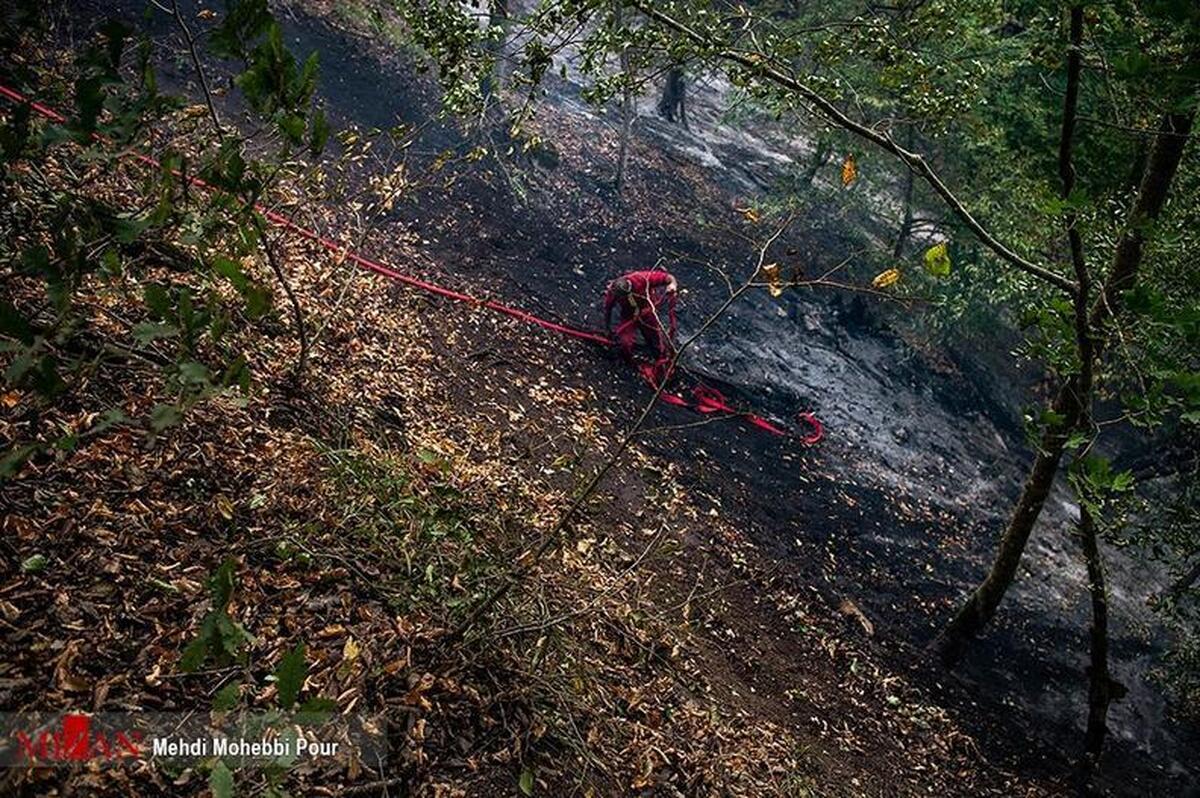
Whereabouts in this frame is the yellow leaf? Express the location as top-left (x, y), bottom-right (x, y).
top-left (761, 263), bottom-right (784, 297)
top-left (923, 242), bottom-right (952, 277)
top-left (736, 205), bottom-right (761, 224)
top-left (343, 637), bottom-right (361, 662)
top-left (215, 495), bottom-right (234, 520)
top-left (872, 268), bottom-right (901, 288)
top-left (841, 153), bottom-right (857, 186)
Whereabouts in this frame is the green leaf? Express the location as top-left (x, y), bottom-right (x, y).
top-left (213, 680), bottom-right (242, 712)
top-left (297, 696), bottom-right (337, 714)
top-left (149, 403), bottom-right (182, 432)
top-left (91, 410), bottom-right (127, 436)
top-left (98, 20), bottom-right (131, 74)
top-left (274, 643), bottom-right (307, 709)
top-left (1065, 431), bottom-right (1088, 451)
top-left (18, 244), bottom-right (51, 278)
top-left (1, 444), bottom-right (40, 479)
top-left (244, 284), bottom-right (271, 319)
top-left (1040, 188), bottom-right (1090, 217)
top-left (5, 350), bottom-right (35, 386)
top-left (54, 432), bottom-right (80, 454)
top-left (518, 767), bottom-right (535, 796)
top-left (1039, 409), bottom-right (1066, 428)
top-left (131, 321), bottom-right (179, 345)
top-left (298, 52), bottom-right (320, 101)
top-left (309, 108), bottom-right (330, 156)
top-left (220, 355), bottom-right (252, 392)
top-left (29, 355), bottom-right (66, 398)
top-left (73, 76), bottom-right (104, 137)
top-left (923, 242), bottom-right (951, 277)
top-left (215, 613), bottom-right (253, 658)
top-left (144, 283), bottom-right (173, 319)
top-left (212, 256), bottom-right (249, 292)
top-left (1076, 455), bottom-right (1135, 495)
top-left (114, 214), bottom-right (150, 244)
top-left (179, 621), bottom-right (212, 673)
top-left (1112, 51), bottom-right (1152, 79)
top-left (210, 558), bottom-right (238, 609)
top-left (210, 759), bottom-right (235, 798)
top-left (209, 0), bottom-right (272, 59)
top-left (21, 553), bottom-right (48, 574)
top-left (177, 360), bottom-right (211, 387)
top-left (101, 248), bottom-right (123, 277)
top-left (211, 310), bottom-right (230, 342)
top-left (278, 113), bottom-right (305, 144)
top-left (0, 300), bottom-right (35, 345)
top-left (296, 696), bottom-right (337, 724)
top-left (1171, 372), bottom-right (1200, 403)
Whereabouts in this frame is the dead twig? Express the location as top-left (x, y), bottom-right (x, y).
top-left (444, 213), bottom-right (795, 644)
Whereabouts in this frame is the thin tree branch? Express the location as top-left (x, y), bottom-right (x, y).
top-left (629, 1), bottom-right (1079, 295)
top-left (445, 216), bottom-right (794, 643)
top-left (252, 214), bottom-right (309, 380)
top-left (1059, 6), bottom-right (1094, 386)
top-left (162, 0), bottom-right (310, 379)
top-left (165, 0), bottom-right (224, 135)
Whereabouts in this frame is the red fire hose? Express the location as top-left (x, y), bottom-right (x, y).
top-left (0, 83), bottom-right (821, 446)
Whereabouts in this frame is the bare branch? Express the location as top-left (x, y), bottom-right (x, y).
top-left (629, 1), bottom-right (1079, 295)
top-left (445, 215), bottom-right (795, 643)
top-left (166, 0), bottom-right (224, 135)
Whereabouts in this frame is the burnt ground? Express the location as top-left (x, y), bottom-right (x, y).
top-left (49, 0), bottom-right (1200, 795)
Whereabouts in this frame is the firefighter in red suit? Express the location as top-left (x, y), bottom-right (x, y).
top-left (604, 270), bottom-right (679, 362)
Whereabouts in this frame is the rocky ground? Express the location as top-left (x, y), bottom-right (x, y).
top-left (271, 2), bottom-right (1199, 791)
top-left (3, 0), bottom-right (1196, 794)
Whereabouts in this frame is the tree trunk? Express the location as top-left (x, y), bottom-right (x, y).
top-left (1089, 110), bottom-right (1195, 327)
top-left (893, 130), bottom-right (917, 258)
top-left (615, 3), bottom-right (634, 193)
top-left (616, 85), bottom-right (634, 191)
top-left (481, 0), bottom-right (509, 105)
top-left (932, 382), bottom-right (1081, 666)
top-left (801, 135), bottom-right (832, 186)
top-left (657, 67), bottom-right (687, 128)
top-left (1078, 503), bottom-right (1121, 766)
top-left (933, 29), bottom-right (1197, 666)
top-left (253, 216), bottom-right (308, 381)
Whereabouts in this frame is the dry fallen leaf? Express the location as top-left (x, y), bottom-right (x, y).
top-left (55, 640), bottom-right (92, 693)
top-left (839, 598), bottom-right (875, 637)
top-left (735, 205), bottom-right (761, 224)
top-left (841, 153), bottom-right (858, 186)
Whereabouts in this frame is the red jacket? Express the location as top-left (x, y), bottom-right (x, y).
top-left (604, 270), bottom-right (676, 324)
